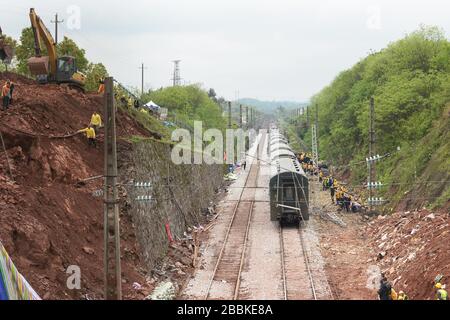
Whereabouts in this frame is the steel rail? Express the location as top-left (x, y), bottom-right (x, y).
top-left (204, 141), bottom-right (260, 300)
top-left (298, 226), bottom-right (317, 300)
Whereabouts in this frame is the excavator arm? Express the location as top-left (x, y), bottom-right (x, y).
top-left (28, 8), bottom-right (57, 77)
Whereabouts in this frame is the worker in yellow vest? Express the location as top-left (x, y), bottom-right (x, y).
top-left (78, 125), bottom-right (96, 147)
top-left (435, 283), bottom-right (448, 300)
top-left (397, 291), bottom-right (409, 300)
top-left (90, 111), bottom-right (102, 133)
top-left (390, 287), bottom-right (398, 300)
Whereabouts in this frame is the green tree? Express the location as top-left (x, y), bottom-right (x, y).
top-left (145, 85), bottom-right (225, 130)
top-left (15, 27), bottom-right (37, 75)
top-left (296, 25), bottom-right (450, 210)
top-left (57, 36), bottom-right (89, 73)
top-left (0, 33), bottom-right (18, 72)
top-left (85, 62), bottom-right (108, 92)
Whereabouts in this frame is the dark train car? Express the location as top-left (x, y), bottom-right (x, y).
top-left (269, 131), bottom-right (309, 225)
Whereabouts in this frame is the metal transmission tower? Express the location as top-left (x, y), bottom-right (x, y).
top-left (367, 97), bottom-right (378, 212)
top-left (171, 60), bottom-right (182, 86)
top-left (310, 124), bottom-right (319, 215)
top-left (312, 125), bottom-right (319, 172)
top-left (103, 77), bottom-right (122, 300)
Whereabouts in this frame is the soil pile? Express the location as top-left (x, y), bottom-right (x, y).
top-left (0, 72), bottom-right (153, 299)
top-left (367, 208), bottom-right (450, 300)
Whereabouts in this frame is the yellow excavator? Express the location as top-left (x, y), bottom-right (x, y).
top-left (27, 8), bottom-right (86, 88)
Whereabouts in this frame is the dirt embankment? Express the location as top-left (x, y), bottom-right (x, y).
top-left (0, 72), bottom-right (152, 299)
top-left (366, 208), bottom-right (450, 300)
top-left (312, 177), bottom-right (450, 300)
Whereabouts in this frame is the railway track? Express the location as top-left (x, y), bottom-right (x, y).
top-left (279, 224), bottom-right (317, 300)
top-left (204, 136), bottom-right (261, 300)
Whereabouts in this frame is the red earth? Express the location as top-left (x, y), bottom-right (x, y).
top-left (0, 72), bottom-right (153, 299)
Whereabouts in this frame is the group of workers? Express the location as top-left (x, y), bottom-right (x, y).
top-left (77, 111), bottom-right (102, 147)
top-left (1, 80), bottom-right (15, 111)
top-left (297, 152), bottom-right (362, 213)
top-left (98, 78), bottom-right (140, 109)
top-left (378, 273), bottom-right (448, 300)
top-left (297, 152), bottom-right (316, 174)
top-left (322, 175), bottom-right (361, 212)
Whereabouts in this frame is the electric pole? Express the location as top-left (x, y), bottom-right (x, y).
top-left (239, 104), bottom-right (243, 128)
top-left (306, 106), bottom-right (310, 128)
top-left (51, 13), bottom-right (64, 45)
top-left (138, 63), bottom-right (147, 96)
top-left (315, 104), bottom-right (319, 154)
top-left (246, 106), bottom-right (249, 129)
top-left (368, 97), bottom-right (375, 212)
top-left (228, 101), bottom-right (232, 129)
top-left (103, 77), bottom-right (122, 300)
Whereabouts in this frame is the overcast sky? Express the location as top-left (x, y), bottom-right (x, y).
top-left (2, 0), bottom-right (450, 101)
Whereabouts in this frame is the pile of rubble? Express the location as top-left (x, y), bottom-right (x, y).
top-left (366, 208), bottom-right (450, 299)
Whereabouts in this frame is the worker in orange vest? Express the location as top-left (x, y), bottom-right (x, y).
top-left (98, 79), bottom-right (105, 94)
top-left (1, 80), bottom-right (11, 110)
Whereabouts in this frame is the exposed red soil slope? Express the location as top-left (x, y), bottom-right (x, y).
top-left (367, 208), bottom-right (450, 300)
top-left (0, 72), bottom-right (152, 299)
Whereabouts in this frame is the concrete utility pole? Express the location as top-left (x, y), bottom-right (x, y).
top-left (228, 101), bottom-right (232, 128)
top-left (246, 106), bottom-right (249, 129)
top-left (306, 106), bottom-right (310, 128)
top-left (368, 97), bottom-right (376, 212)
top-left (315, 104), bottom-right (319, 153)
top-left (139, 63), bottom-right (147, 96)
top-left (239, 104), bottom-right (243, 128)
top-left (103, 77), bottom-right (122, 300)
top-left (51, 13), bottom-right (64, 45)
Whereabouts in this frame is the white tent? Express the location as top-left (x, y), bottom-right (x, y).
top-left (144, 100), bottom-right (161, 112)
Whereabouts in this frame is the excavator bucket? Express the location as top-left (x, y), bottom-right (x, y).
top-left (27, 56), bottom-right (50, 75)
top-left (0, 38), bottom-right (13, 63)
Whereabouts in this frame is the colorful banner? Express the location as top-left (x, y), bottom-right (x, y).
top-left (0, 241), bottom-right (41, 300)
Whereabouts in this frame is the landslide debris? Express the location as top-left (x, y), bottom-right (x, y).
top-left (0, 72), bottom-right (152, 299)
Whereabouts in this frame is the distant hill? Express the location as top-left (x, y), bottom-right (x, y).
top-left (237, 98), bottom-right (308, 114)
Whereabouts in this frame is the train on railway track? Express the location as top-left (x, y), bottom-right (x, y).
top-left (268, 128), bottom-right (309, 225)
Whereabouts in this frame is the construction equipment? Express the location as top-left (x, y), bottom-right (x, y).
top-left (0, 27), bottom-right (14, 63)
top-left (27, 8), bottom-right (85, 88)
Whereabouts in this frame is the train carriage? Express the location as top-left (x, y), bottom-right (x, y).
top-left (269, 130), bottom-right (309, 225)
